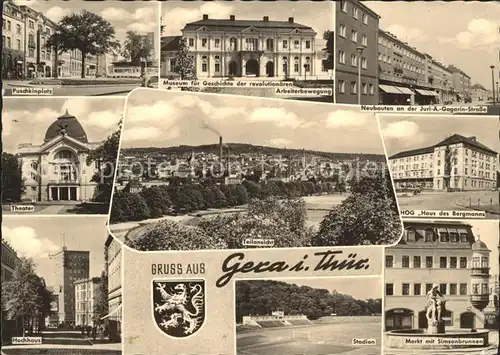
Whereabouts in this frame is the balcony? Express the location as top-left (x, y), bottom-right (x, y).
top-left (470, 294), bottom-right (490, 310)
top-left (48, 177), bottom-right (79, 185)
top-left (471, 267), bottom-right (490, 276)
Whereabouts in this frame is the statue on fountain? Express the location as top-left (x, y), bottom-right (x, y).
top-left (425, 284), bottom-right (447, 334)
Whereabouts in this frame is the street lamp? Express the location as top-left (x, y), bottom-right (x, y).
top-left (356, 46), bottom-right (364, 105)
top-left (490, 65), bottom-right (495, 105)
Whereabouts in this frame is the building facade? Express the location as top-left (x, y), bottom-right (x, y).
top-left (2, 1), bottom-right (26, 79)
top-left (163, 14), bottom-right (331, 80)
top-left (51, 248), bottom-right (90, 325)
top-left (74, 277), bottom-right (102, 327)
top-left (389, 134), bottom-right (498, 191)
top-left (385, 221), bottom-right (491, 331)
top-left (104, 235), bottom-right (122, 342)
top-left (335, 0), bottom-right (380, 105)
top-left (1, 241), bottom-right (20, 282)
top-left (16, 110), bottom-right (102, 203)
top-left (449, 65), bottom-right (472, 101)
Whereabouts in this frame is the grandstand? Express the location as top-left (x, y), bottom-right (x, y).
top-left (241, 311), bottom-right (312, 329)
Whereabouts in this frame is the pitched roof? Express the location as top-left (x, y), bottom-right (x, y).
top-left (389, 146), bottom-right (434, 159)
top-left (161, 36), bottom-right (182, 52)
top-left (183, 18), bottom-right (316, 34)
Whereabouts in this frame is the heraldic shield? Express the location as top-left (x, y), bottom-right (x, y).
top-left (152, 279), bottom-right (206, 338)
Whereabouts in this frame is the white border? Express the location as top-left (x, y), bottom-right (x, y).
top-left (107, 87), bottom-right (405, 253)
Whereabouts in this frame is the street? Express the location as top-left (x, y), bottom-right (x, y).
top-left (397, 190), bottom-right (499, 219)
top-left (2, 81), bottom-right (139, 96)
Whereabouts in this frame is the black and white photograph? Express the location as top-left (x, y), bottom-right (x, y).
top-left (108, 88), bottom-right (402, 251)
top-left (383, 219), bottom-right (499, 355)
top-left (335, 0), bottom-right (500, 112)
top-left (2, 97), bottom-right (122, 215)
top-left (379, 114), bottom-right (500, 219)
top-left (1, 216), bottom-right (123, 355)
top-left (2, 0), bottom-right (159, 97)
top-left (235, 278), bottom-right (381, 355)
top-left (160, 1), bottom-right (334, 103)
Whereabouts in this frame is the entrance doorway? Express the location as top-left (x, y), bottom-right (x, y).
top-left (70, 187), bottom-right (77, 201)
top-left (385, 309), bottom-right (414, 331)
top-left (460, 312), bottom-right (475, 328)
top-left (245, 59), bottom-right (259, 77)
top-left (45, 66), bottom-right (51, 78)
top-left (50, 186), bottom-right (78, 201)
top-left (228, 61), bottom-right (238, 76)
top-left (265, 61), bottom-right (274, 77)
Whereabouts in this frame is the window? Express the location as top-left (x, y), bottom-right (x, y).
top-left (341, 0), bottom-right (347, 12)
top-left (283, 40), bottom-right (288, 49)
top-left (304, 57), bottom-right (311, 72)
top-left (214, 56), bottom-right (220, 72)
top-left (413, 256), bottom-right (421, 268)
top-left (407, 230), bottom-right (415, 242)
top-left (385, 255), bottom-right (394, 268)
top-left (246, 38), bottom-right (258, 50)
top-left (402, 283), bottom-right (410, 295)
top-left (440, 257), bottom-right (447, 268)
top-left (201, 38), bottom-right (208, 47)
top-left (351, 54), bottom-right (357, 66)
top-left (16, 39), bottom-right (21, 50)
top-left (201, 55), bottom-right (208, 72)
top-left (425, 230), bottom-right (434, 242)
top-left (481, 257), bottom-right (488, 268)
top-left (439, 231), bottom-right (449, 242)
top-left (16, 24), bottom-right (21, 34)
top-left (305, 40), bottom-right (311, 49)
top-left (338, 50), bottom-right (346, 64)
top-left (362, 83), bottom-right (367, 94)
top-left (449, 284), bottom-right (457, 295)
top-left (351, 30), bottom-right (358, 42)
top-left (353, 7), bottom-right (359, 19)
top-left (425, 283), bottom-right (433, 293)
top-left (414, 283), bottom-right (421, 295)
top-left (481, 283), bottom-right (488, 295)
top-left (385, 283), bottom-right (394, 296)
top-left (460, 232), bottom-right (468, 243)
top-left (214, 38), bottom-right (220, 47)
top-left (188, 38), bottom-right (194, 46)
top-left (169, 59), bottom-right (176, 71)
top-left (472, 256), bottom-right (480, 268)
top-left (362, 13), bottom-right (368, 24)
top-left (450, 231), bottom-right (458, 242)
top-left (338, 80), bottom-right (345, 93)
top-left (266, 38), bottom-right (274, 50)
top-left (458, 283), bottom-right (466, 295)
top-left (293, 57), bottom-right (299, 72)
top-left (460, 257), bottom-right (467, 268)
top-left (6, 37), bottom-right (11, 49)
top-left (472, 283), bottom-right (479, 295)
top-left (339, 25), bottom-right (346, 38)
top-left (402, 255), bottom-right (409, 268)
top-left (439, 284), bottom-right (447, 295)
top-left (230, 37), bottom-right (237, 50)
top-left (350, 81), bottom-right (357, 94)
top-left (362, 35), bottom-right (367, 46)
top-left (425, 256), bottom-right (433, 268)
top-left (361, 57), bottom-right (367, 69)
top-left (369, 84), bottom-right (374, 95)
top-left (294, 40), bottom-right (299, 49)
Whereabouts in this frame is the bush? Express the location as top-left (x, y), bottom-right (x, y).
top-left (126, 220), bottom-right (227, 251)
top-left (139, 186), bottom-right (171, 218)
top-left (110, 191), bottom-right (150, 223)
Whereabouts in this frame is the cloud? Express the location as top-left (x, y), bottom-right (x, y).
top-left (382, 121), bottom-right (424, 146)
top-left (101, 7), bottom-right (157, 33)
top-left (125, 101), bottom-right (179, 124)
top-left (2, 226), bottom-right (60, 258)
top-left (197, 100), bottom-right (246, 121)
top-left (122, 126), bottom-right (180, 143)
top-left (85, 111), bottom-right (121, 130)
top-left (385, 24), bottom-right (428, 43)
top-left (162, 2), bottom-right (233, 35)
top-left (437, 18), bottom-right (499, 51)
top-left (326, 110), bottom-right (370, 129)
top-left (267, 138), bottom-right (292, 147)
top-left (45, 7), bottom-right (72, 22)
top-left (248, 107), bottom-right (305, 129)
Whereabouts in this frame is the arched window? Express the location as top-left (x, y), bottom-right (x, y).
top-left (201, 55), bottom-right (208, 73)
top-left (55, 150), bottom-right (75, 160)
top-left (304, 56), bottom-right (311, 72)
top-left (230, 37), bottom-right (238, 51)
top-left (214, 55), bottom-right (220, 73)
top-left (294, 56), bottom-right (299, 72)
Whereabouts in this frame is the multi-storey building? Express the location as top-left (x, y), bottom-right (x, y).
top-left (74, 277), bottom-right (102, 327)
top-left (426, 57), bottom-right (455, 104)
top-left (389, 134), bottom-right (498, 191)
top-left (51, 247), bottom-right (90, 325)
top-left (448, 65), bottom-right (472, 101)
top-left (2, 1), bottom-right (26, 79)
top-left (385, 220), bottom-right (491, 330)
top-left (335, 0), bottom-right (380, 104)
top-left (16, 110), bottom-right (103, 202)
top-left (163, 14), bottom-right (330, 80)
top-left (470, 83), bottom-right (490, 102)
top-left (104, 235), bottom-right (122, 342)
top-left (1, 241), bottom-right (20, 282)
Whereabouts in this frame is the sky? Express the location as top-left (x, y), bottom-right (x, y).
top-left (121, 89), bottom-right (384, 154)
top-left (2, 97), bottom-right (124, 153)
top-left (265, 277), bottom-right (382, 300)
top-left (364, 1), bottom-right (499, 88)
top-left (2, 216), bottom-right (109, 290)
top-left (379, 115), bottom-right (500, 157)
top-left (15, 0), bottom-right (160, 57)
top-left (161, 0), bottom-right (334, 42)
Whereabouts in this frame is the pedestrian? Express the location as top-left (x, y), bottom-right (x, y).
top-left (92, 326), bottom-right (96, 341)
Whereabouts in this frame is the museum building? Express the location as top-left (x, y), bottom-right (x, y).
top-left (16, 110), bottom-right (102, 202)
top-left (384, 220), bottom-right (491, 331)
top-left (162, 14), bottom-right (331, 80)
top-left (389, 134), bottom-right (498, 191)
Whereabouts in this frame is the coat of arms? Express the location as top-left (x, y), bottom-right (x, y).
top-left (152, 280), bottom-right (205, 338)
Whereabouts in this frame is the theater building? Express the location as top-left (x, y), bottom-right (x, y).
top-left (385, 220), bottom-right (491, 331)
top-left (335, 0), bottom-right (380, 105)
top-left (103, 234), bottom-right (122, 342)
top-left (164, 14), bottom-right (331, 80)
top-left (16, 110), bottom-right (102, 203)
top-left (389, 134), bottom-right (498, 191)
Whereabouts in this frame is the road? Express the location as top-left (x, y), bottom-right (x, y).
top-left (397, 190), bottom-right (499, 219)
top-left (237, 319), bottom-right (380, 355)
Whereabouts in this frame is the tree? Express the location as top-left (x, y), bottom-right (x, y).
top-left (2, 152), bottom-right (25, 202)
top-left (140, 186), bottom-right (171, 218)
top-left (87, 119), bottom-right (121, 203)
top-left (109, 190), bottom-right (150, 223)
top-left (121, 30), bottom-right (153, 67)
top-left (174, 38), bottom-right (196, 80)
top-left (2, 258), bottom-right (52, 336)
top-left (45, 27), bottom-right (67, 79)
top-left (322, 30), bottom-right (334, 70)
top-left (55, 10), bottom-right (120, 78)
top-left (93, 271), bottom-right (109, 325)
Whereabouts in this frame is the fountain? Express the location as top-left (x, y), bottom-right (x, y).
top-left (385, 284), bottom-right (490, 350)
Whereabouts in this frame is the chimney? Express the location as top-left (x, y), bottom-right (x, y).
top-left (467, 136), bottom-right (476, 142)
top-left (202, 14), bottom-right (208, 20)
top-left (229, 15), bottom-right (235, 21)
top-left (288, 17), bottom-right (294, 23)
top-left (226, 146), bottom-right (231, 176)
top-left (219, 136), bottom-right (223, 165)
top-left (263, 16), bottom-right (269, 22)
